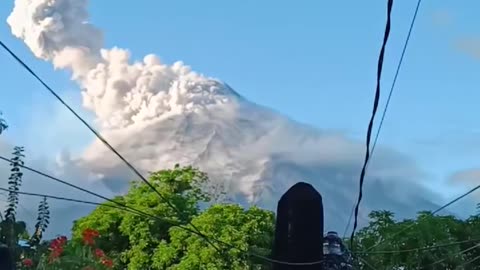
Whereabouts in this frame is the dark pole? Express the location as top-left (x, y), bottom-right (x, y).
top-left (272, 182), bottom-right (324, 270)
top-left (0, 244), bottom-right (15, 270)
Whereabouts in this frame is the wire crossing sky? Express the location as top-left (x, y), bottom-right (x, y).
top-left (0, 0), bottom-right (479, 240)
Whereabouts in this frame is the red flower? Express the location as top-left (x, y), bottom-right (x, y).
top-left (82, 229), bottom-right (100, 246)
top-left (48, 236), bottom-right (67, 262)
top-left (22, 258), bottom-right (33, 267)
top-left (59, 236), bottom-right (67, 244)
top-left (101, 258), bottom-right (113, 268)
top-left (94, 248), bottom-right (105, 258)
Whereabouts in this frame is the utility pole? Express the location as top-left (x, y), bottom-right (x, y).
top-left (272, 182), bottom-right (324, 270)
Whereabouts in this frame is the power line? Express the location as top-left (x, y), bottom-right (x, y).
top-left (0, 192), bottom-right (36, 221)
top-left (343, 203), bottom-right (355, 239)
top-left (355, 238), bottom-right (480, 255)
top-left (0, 155), bottom-right (156, 220)
top-left (359, 242), bottom-right (480, 269)
top-left (0, 155), bottom-right (325, 266)
top-left (0, 154), bottom-right (222, 253)
top-left (364, 184), bottom-right (480, 252)
top-left (369, 0), bottom-right (423, 156)
top-left (0, 39), bottom-right (219, 253)
top-left (347, 0), bottom-right (423, 248)
top-left (457, 253), bottom-right (480, 268)
top-left (0, 186), bottom-right (325, 266)
top-left (0, 187), bottom-right (137, 214)
top-left (0, 40), bottom-right (331, 268)
top-left (357, 257), bottom-right (377, 270)
top-left (423, 242), bottom-right (480, 268)
top-left (350, 0), bottom-right (394, 250)
top-left (0, 186), bottom-right (217, 240)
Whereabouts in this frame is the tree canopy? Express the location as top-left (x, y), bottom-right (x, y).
top-left (72, 165), bottom-right (276, 270)
top-left (353, 210), bottom-right (480, 269)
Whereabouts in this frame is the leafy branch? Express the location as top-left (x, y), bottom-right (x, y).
top-left (29, 196), bottom-right (50, 247)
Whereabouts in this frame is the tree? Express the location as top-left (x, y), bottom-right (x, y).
top-left (72, 165), bottom-right (276, 269)
top-left (152, 204), bottom-right (275, 270)
top-left (1, 147), bottom-right (27, 253)
top-left (29, 196), bottom-right (50, 247)
top-left (353, 211), bottom-right (479, 269)
top-left (0, 112), bottom-right (7, 135)
top-left (4, 146), bottom-right (25, 222)
top-left (72, 165), bottom-right (213, 269)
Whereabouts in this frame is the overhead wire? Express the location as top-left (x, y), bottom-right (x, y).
top-left (0, 155), bottom-right (161, 220)
top-left (357, 257), bottom-right (377, 270)
top-left (0, 186), bottom-right (224, 242)
top-left (0, 0), bottom-right (428, 266)
top-left (0, 191), bottom-right (36, 221)
top-left (350, 0), bottom-right (393, 250)
top-left (422, 242), bottom-right (480, 268)
top-left (0, 40), bottom-right (225, 253)
top-left (346, 0), bottom-right (424, 245)
top-left (0, 155), bottom-right (326, 266)
top-left (0, 35), bottom-right (331, 268)
top-left (364, 184), bottom-right (480, 252)
top-left (456, 253), bottom-right (480, 269)
top-left (369, 0), bottom-right (423, 156)
top-left (355, 238), bottom-right (480, 255)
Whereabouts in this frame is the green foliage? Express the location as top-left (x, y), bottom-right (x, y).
top-left (0, 111), bottom-right (7, 135)
top-left (153, 204), bottom-right (275, 270)
top-left (5, 146), bottom-right (25, 221)
top-left (354, 211), bottom-right (480, 269)
top-left (29, 197), bottom-right (50, 247)
top-left (72, 165), bottom-right (215, 269)
top-left (20, 233), bottom-right (116, 270)
top-left (0, 148), bottom-right (477, 270)
top-left (0, 146), bottom-right (28, 264)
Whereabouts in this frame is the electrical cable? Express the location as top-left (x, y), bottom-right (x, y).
top-left (355, 238), bottom-right (480, 255)
top-left (0, 155), bottom-right (164, 220)
top-left (456, 253), bottom-right (480, 269)
top-left (350, 0), bottom-right (393, 250)
top-left (358, 257), bottom-right (377, 270)
top-left (364, 184), bottom-right (480, 252)
top-left (0, 186), bottom-right (212, 238)
top-left (422, 242), bottom-right (480, 268)
top-left (343, 0), bottom-right (423, 241)
top-left (369, 0), bottom-right (423, 156)
top-left (0, 155), bottom-right (325, 266)
top-left (0, 39), bottom-right (221, 254)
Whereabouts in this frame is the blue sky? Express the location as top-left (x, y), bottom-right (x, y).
top-left (0, 0), bottom-right (479, 199)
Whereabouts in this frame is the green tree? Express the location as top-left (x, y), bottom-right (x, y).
top-left (0, 146), bottom-right (28, 263)
top-left (4, 146), bottom-right (25, 222)
top-left (0, 111), bottom-right (7, 135)
top-left (152, 204), bottom-right (275, 270)
top-left (29, 196), bottom-right (50, 247)
top-left (353, 210), bottom-right (480, 269)
top-left (72, 165), bottom-right (212, 269)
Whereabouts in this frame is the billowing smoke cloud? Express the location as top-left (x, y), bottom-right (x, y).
top-left (7, 0), bottom-right (102, 76)
top-left (8, 0), bottom-right (233, 130)
top-left (5, 0), bottom-right (453, 234)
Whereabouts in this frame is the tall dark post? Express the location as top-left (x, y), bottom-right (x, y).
top-left (272, 182), bottom-right (324, 270)
top-left (0, 244), bottom-right (14, 270)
